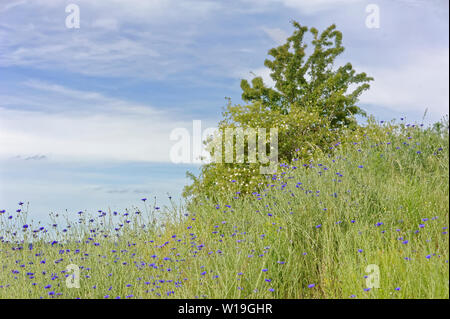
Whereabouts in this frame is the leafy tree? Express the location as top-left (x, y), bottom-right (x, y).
top-left (240, 21), bottom-right (373, 127)
top-left (183, 21), bottom-right (373, 201)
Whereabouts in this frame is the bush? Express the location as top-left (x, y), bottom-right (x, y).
top-left (183, 21), bottom-right (373, 202)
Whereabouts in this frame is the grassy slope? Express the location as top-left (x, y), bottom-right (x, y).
top-left (0, 124), bottom-right (448, 299)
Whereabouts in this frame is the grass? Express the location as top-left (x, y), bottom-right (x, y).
top-left (0, 121), bottom-right (448, 299)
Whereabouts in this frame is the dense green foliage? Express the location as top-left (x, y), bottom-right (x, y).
top-left (183, 22), bottom-right (373, 201)
top-left (240, 21), bottom-right (373, 125)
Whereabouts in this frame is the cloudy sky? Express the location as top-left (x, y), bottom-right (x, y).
top-left (0, 0), bottom-right (448, 220)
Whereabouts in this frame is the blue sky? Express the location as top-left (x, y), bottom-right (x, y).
top-left (0, 0), bottom-right (448, 221)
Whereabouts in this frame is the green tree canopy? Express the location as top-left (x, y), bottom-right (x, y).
top-left (240, 21), bottom-right (373, 127)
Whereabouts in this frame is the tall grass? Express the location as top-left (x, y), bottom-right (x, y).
top-left (0, 121), bottom-right (448, 299)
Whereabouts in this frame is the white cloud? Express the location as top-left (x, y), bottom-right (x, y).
top-left (0, 81), bottom-right (198, 163)
top-left (0, 0), bottom-right (220, 78)
top-left (0, 108), bottom-right (174, 162)
top-left (280, 0), bottom-right (362, 14)
top-left (359, 48), bottom-right (449, 121)
top-left (91, 18), bottom-right (119, 31)
top-left (0, 31), bottom-right (162, 77)
top-left (0, 0), bottom-right (27, 13)
top-left (262, 27), bottom-right (289, 45)
top-left (21, 80), bottom-right (163, 116)
top-left (242, 0), bottom-right (363, 14)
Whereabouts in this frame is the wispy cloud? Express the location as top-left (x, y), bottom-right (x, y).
top-left (20, 79), bottom-right (164, 116)
top-left (0, 80), bottom-right (195, 163)
top-left (0, 0), bottom-right (223, 79)
top-left (262, 27), bottom-right (289, 45)
top-left (23, 155), bottom-right (47, 161)
top-left (241, 0), bottom-right (363, 14)
top-left (0, 0), bottom-right (27, 13)
top-left (359, 48), bottom-right (449, 121)
top-left (278, 0), bottom-right (363, 14)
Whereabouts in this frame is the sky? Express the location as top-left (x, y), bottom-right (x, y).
top-left (0, 0), bottom-right (448, 221)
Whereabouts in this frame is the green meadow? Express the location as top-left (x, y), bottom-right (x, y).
top-left (1, 120), bottom-right (448, 299)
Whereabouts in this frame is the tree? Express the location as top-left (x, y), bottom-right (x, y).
top-left (183, 21), bottom-right (374, 201)
top-left (240, 21), bottom-right (373, 127)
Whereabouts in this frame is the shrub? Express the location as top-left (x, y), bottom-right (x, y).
top-left (183, 21), bottom-right (373, 202)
